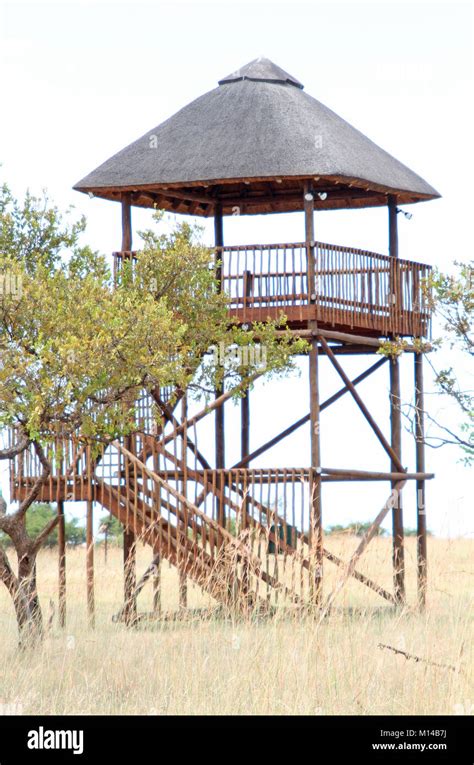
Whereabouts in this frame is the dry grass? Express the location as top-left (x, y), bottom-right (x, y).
top-left (0, 537), bottom-right (472, 715)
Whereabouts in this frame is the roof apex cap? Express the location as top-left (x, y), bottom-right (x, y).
top-left (218, 57), bottom-right (304, 89)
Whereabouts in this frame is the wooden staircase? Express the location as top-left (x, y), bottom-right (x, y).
top-left (95, 440), bottom-right (303, 612)
top-left (9, 418), bottom-right (410, 613)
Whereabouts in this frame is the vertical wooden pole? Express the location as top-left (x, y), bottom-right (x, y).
top-left (86, 500), bottom-right (95, 627)
top-left (179, 394), bottom-right (188, 609)
top-left (305, 183), bottom-right (316, 303)
top-left (121, 197), bottom-right (136, 624)
top-left (388, 195), bottom-right (398, 259)
top-left (152, 555), bottom-right (161, 616)
top-left (178, 570), bottom-right (187, 609)
top-left (241, 389), bottom-right (250, 461)
top-left (388, 194), bottom-right (399, 328)
top-left (415, 353), bottom-right (427, 609)
top-left (309, 344), bottom-right (323, 603)
top-left (57, 500), bottom-right (66, 628)
top-left (390, 358), bottom-right (405, 603)
top-left (121, 193), bottom-right (132, 251)
top-left (305, 183), bottom-right (323, 603)
top-left (214, 204), bottom-right (225, 525)
top-left (388, 194), bottom-right (405, 604)
top-left (241, 385), bottom-right (250, 595)
top-left (123, 528), bottom-right (137, 625)
top-left (152, 442), bottom-right (162, 616)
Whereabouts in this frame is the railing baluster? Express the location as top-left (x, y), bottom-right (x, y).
top-left (220, 240), bottom-right (430, 338)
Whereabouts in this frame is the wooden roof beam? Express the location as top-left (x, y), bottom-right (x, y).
top-left (219, 187), bottom-right (383, 209)
top-left (158, 187), bottom-right (216, 207)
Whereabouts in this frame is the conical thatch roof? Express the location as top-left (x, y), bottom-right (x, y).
top-left (74, 57), bottom-right (440, 216)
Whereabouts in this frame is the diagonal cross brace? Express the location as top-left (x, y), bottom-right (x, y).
top-left (319, 336), bottom-right (405, 473)
top-left (232, 356), bottom-right (387, 469)
top-left (321, 479), bottom-right (407, 617)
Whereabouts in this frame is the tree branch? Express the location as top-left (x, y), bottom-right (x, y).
top-left (0, 545), bottom-right (19, 599)
top-left (16, 442), bottom-right (51, 517)
top-left (402, 401), bottom-right (474, 451)
top-left (31, 515), bottom-right (59, 555)
top-left (0, 433), bottom-right (30, 460)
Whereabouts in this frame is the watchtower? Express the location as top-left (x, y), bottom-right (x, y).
top-left (11, 58), bottom-right (439, 622)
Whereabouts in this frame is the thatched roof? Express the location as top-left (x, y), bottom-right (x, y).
top-left (74, 57), bottom-right (440, 216)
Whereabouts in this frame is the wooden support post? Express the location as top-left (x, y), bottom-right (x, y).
top-left (179, 394), bottom-right (188, 609)
top-left (305, 183), bottom-right (323, 603)
top-left (388, 194), bottom-right (400, 329)
top-left (415, 353), bottom-right (427, 609)
top-left (214, 201), bottom-right (223, 280)
top-left (304, 182), bottom-right (316, 302)
top-left (123, 527), bottom-right (137, 625)
top-left (179, 570), bottom-right (187, 609)
top-left (388, 195), bottom-right (398, 259)
top-left (241, 387), bottom-right (250, 461)
top-left (121, 190), bottom-right (136, 623)
top-left (152, 440), bottom-right (162, 616)
top-left (214, 203), bottom-right (225, 525)
top-left (123, 432), bottom-right (136, 624)
top-left (57, 500), bottom-right (66, 628)
top-left (86, 500), bottom-right (95, 627)
top-left (388, 194), bottom-right (405, 604)
top-left (390, 357), bottom-right (405, 604)
top-left (309, 342), bottom-right (323, 603)
top-left (152, 555), bottom-right (161, 616)
top-left (241, 384), bottom-right (250, 594)
top-left (121, 193), bottom-right (132, 251)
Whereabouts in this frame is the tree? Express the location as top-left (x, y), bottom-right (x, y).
top-left (424, 262), bottom-right (474, 460)
top-left (0, 183), bottom-right (306, 646)
top-left (377, 261), bottom-right (473, 462)
top-left (0, 502), bottom-right (85, 548)
top-left (97, 514), bottom-right (123, 542)
top-left (325, 522), bottom-right (387, 537)
top-left (403, 527), bottom-right (432, 538)
top-left (325, 522), bottom-right (431, 538)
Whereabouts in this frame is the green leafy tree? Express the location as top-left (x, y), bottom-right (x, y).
top-left (0, 183), bottom-right (306, 646)
top-left (425, 262), bottom-right (473, 461)
top-left (403, 527), bottom-right (432, 537)
top-left (325, 522), bottom-right (387, 537)
top-left (0, 503), bottom-right (86, 548)
top-left (98, 514), bottom-right (123, 543)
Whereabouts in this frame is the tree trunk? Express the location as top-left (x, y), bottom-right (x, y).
top-left (0, 443), bottom-right (52, 648)
top-left (0, 546), bottom-right (43, 648)
top-left (17, 555), bottom-right (43, 646)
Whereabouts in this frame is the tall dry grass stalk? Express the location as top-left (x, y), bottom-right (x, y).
top-left (0, 537), bottom-right (472, 715)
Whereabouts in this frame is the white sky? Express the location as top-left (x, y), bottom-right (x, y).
top-left (0, 0), bottom-right (472, 537)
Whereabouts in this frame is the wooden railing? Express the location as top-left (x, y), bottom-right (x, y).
top-left (10, 435), bottom-right (318, 604)
top-left (10, 433), bottom-right (312, 547)
top-left (11, 433), bottom-right (422, 605)
top-left (9, 435), bottom-right (94, 503)
top-left (219, 241), bottom-right (432, 336)
top-left (113, 242), bottom-right (431, 337)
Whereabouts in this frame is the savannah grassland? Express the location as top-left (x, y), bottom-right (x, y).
top-left (0, 536), bottom-right (472, 716)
